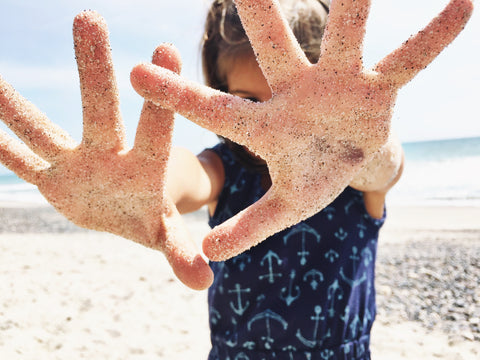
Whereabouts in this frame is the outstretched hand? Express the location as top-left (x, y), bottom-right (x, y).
top-left (131, 0), bottom-right (473, 261)
top-left (0, 12), bottom-right (213, 290)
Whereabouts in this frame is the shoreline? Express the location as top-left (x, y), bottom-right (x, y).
top-left (2, 200), bottom-right (478, 232)
top-left (0, 203), bottom-right (479, 359)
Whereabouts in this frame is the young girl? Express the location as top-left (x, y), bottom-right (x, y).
top-left (175, 1), bottom-right (403, 358)
top-left (0, 0), bottom-right (472, 359)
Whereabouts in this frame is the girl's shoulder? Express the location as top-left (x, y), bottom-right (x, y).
top-left (205, 143), bottom-right (265, 225)
top-left (205, 142), bottom-right (236, 169)
top-left (197, 144), bottom-right (229, 216)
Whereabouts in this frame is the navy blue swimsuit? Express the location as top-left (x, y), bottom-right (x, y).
top-left (207, 143), bottom-right (385, 360)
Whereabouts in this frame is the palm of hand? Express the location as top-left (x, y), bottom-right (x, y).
top-left (131, 0), bottom-right (473, 260)
top-left (0, 12), bottom-right (213, 290)
top-left (39, 146), bottom-right (167, 243)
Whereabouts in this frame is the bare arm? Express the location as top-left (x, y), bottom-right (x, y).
top-left (350, 132), bottom-right (404, 193)
top-left (348, 132), bottom-right (404, 219)
top-left (166, 147), bottom-right (224, 214)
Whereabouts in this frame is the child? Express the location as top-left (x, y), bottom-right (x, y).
top-left (161, 0), bottom-right (470, 358)
top-left (195, 1), bottom-right (401, 358)
top-left (0, 0), bottom-right (473, 359)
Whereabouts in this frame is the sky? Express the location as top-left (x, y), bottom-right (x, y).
top-left (0, 0), bottom-right (479, 159)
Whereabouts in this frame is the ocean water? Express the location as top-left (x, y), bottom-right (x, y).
top-left (0, 137), bottom-right (479, 207)
top-left (0, 173), bottom-right (48, 205)
top-left (388, 136), bottom-right (480, 206)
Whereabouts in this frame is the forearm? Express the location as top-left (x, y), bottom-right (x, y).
top-left (350, 132), bottom-right (404, 193)
top-left (166, 147), bottom-right (222, 214)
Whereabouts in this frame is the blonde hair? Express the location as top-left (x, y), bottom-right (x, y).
top-left (202, 0), bottom-right (330, 92)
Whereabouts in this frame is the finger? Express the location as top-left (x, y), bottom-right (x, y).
top-left (73, 11), bottom-right (126, 150)
top-left (0, 129), bottom-right (49, 184)
top-left (374, 0), bottom-right (474, 88)
top-left (319, 0), bottom-right (371, 72)
top-left (0, 76), bottom-right (76, 161)
top-left (131, 63), bottom-right (262, 147)
top-left (234, 0), bottom-right (310, 92)
top-left (162, 210), bottom-right (214, 290)
top-left (202, 188), bottom-right (299, 261)
top-left (133, 44), bottom-right (181, 159)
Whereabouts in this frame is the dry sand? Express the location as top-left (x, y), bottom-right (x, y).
top-left (0, 204), bottom-right (479, 359)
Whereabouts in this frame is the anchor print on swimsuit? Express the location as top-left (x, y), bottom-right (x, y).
top-left (229, 284), bottom-right (251, 316)
top-left (283, 223), bottom-right (321, 266)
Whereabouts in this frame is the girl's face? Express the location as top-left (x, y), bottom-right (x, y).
top-left (225, 53), bottom-right (272, 103)
top-left (225, 53), bottom-right (272, 167)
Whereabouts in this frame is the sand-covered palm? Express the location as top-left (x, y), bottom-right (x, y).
top-left (0, 12), bottom-right (213, 290)
top-left (131, 0), bottom-right (473, 261)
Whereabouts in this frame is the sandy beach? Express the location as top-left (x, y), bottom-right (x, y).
top-left (0, 203), bottom-right (479, 359)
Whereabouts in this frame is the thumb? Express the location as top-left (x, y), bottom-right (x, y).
top-left (162, 211), bottom-right (214, 290)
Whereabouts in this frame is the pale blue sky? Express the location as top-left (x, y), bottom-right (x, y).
top-left (1, 0), bottom-right (479, 157)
